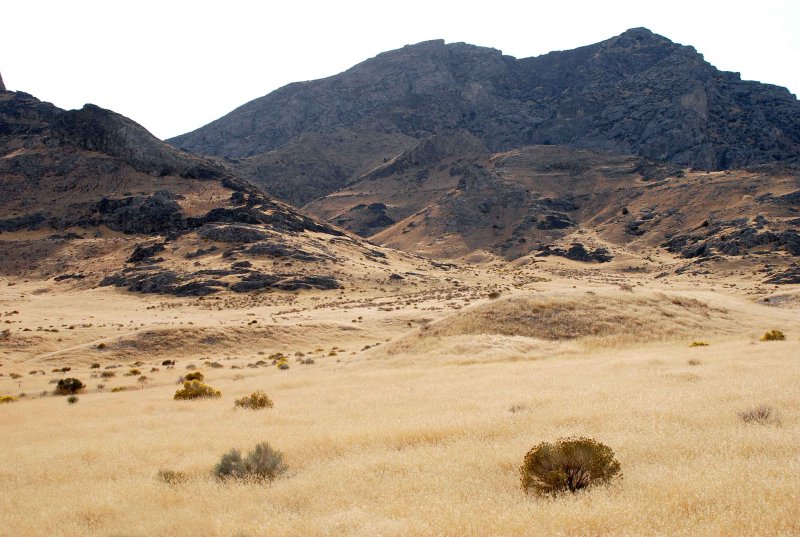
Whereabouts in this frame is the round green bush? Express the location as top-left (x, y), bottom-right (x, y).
top-left (214, 442), bottom-right (286, 481)
top-left (54, 377), bottom-right (85, 396)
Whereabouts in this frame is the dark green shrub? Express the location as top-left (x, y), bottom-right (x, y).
top-left (174, 380), bottom-right (221, 400)
top-left (67, 395), bottom-right (79, 404)
top-left (184, 371), bottom-right (204, 382)
top-left (520, 437), bottom-right (621, 496)
top-left (214, 442), bottom-right (286, 481)
top-left (235, 391), bottom-right (273, 410)
top-left (54, 378), bottom-right (85, 396)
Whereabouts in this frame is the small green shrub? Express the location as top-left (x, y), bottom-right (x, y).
top-left (67, 395), bottom-right (79, 405)
top-left (0, 395), bottom-right (18, 404)
top-left (174, 380), bottom-right (221, 400)
top-left (100, 371), bottom-right (116, 378)
top-left (124, 368), bottom-right (141, 376)
top-left (235, 390), bottom-right (274, 410)
top-left (54, 378), bottom-right (85, 396)
top-left (689, 341), bottom-right (708, 347)
top-left (520, 437), bottom-right (621, 496)
top-left (760, 330), bottom-right (785, 341)
top-left (213, 442), bottom-right (286, 481)
top-left (90, 363), bottom-right (101, 369)
top-left (184, 371), bottom-right (204, 382)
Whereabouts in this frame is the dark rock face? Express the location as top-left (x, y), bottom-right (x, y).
top-left (169, 28), bottom-right (800, 173)
top-left (764, 265), bottom-right (800, 284)
top-left (100, 266), bottom-right (339, 296)
top-left (0, 72), bottom-right (5, 92)
top-left (663, 220), bottom-right (800, 258)
top-left (98, 192), bottom-right (186, 234)
top-left (0, 213), bottom-right (46, 232)
top-left (536, 243), bottom-right (613, 263)
top-left (127, 243), bottom-right (166, 263)
top-left (197, 224), bottom-right (271, 243)
top-left (535, 214), bottom-right (574, 230)
top-left (333, 203), bottom-right (396, 237)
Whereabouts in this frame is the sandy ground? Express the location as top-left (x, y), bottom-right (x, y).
top-left (0, 258), bottom-right (798, 536)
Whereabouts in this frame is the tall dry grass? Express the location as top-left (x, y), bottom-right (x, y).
top-left (2, 331), bottom-right (798, 536)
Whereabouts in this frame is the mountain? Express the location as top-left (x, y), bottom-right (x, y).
top-left (166, 28), bottom-right (800, 271)
top-left (169, 27), bottom-right (800, 210)
top-left (0, 85), bottom-right (421, 296)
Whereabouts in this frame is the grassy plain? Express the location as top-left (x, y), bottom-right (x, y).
top-left (1, 262), bottom-right (798, 536)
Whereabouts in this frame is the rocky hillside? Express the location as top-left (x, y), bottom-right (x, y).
top-left (0, 87), bottom-right (416, 295)
top-left (366, 145), bottom-right (800, 267)
top-left (169, 28), bottom-right (800, 207)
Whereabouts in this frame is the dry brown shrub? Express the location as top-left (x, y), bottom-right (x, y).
top-left (520, 437), bottom-right (621, 496)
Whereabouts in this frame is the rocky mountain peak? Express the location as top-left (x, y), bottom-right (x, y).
top-left (0, 72), bottom-right (6, 92)
top-left (169, 29), bottom-right (800, 178)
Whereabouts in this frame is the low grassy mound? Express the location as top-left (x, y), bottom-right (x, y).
top-left (417, 291), bottom-right (734, 343)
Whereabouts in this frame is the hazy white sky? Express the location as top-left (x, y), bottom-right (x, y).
top-left (3, 0), bottom-right (798, 139)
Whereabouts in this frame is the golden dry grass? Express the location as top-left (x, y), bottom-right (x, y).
top-left (1, 275), bottom-right (798, 536)
top-left (424, 291), bottom-right (734, 341)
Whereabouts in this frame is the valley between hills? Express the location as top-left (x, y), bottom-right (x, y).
top-left (1, 27), bottom-right (799, 537)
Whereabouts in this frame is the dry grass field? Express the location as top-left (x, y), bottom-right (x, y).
top-left (1, 266), bottom-right (798, 536)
